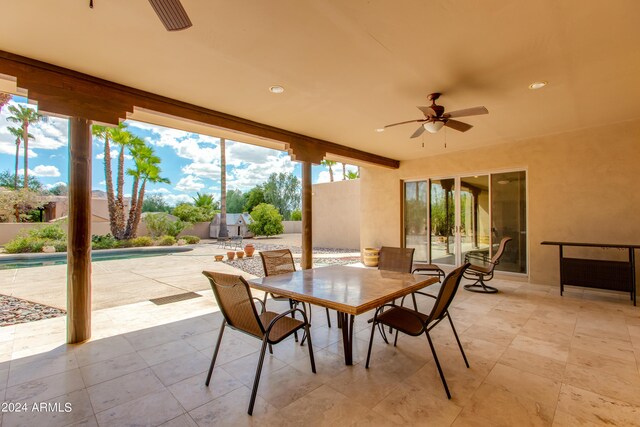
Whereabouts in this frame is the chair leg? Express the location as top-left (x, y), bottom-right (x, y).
top-left (248, 336), bottom-right (270, 416)
top-left (289, 299), bottom-right (299, 342)
top-left (377, 322), bottom-right (389, 344)
top-left (304, 324), bottom-right (316, 373)
top-left (365, 320), bottom-right (377, 368)
top-left (425, 330), bottom-right (451, 399)
top-left (393, 329), bottom-right (399, 347)
top-left (411, 293), bottom-right (418, 311)
top-left (463, 274), bottom-right (498, 293)
top-left (447, 314), bottom-right (469, 368)
top-left (205, 320), bottom-right (226, 386)
top-left (268, 344), bottom-right (273, 355)
top-left (326, 308), bottom-right (332, 328)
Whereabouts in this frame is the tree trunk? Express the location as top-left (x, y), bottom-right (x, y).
top-left (218, 138), bottom-right (228, 238)
top-left (131, 179), bottom-right (147, 239)
top-left (124, 175), bottom-right (140, 239)
top-left (14, 138), bottom-right (20, 189)
top-left (22, 121), bottom-right (29, 189)
top-left (114, 146), bottom-right (126, 238)
top-left (342, 163), bottom-right (346, 180)
top-left (104, 134), bottom-right (118, 238)
top-left (329, 166), bottom-right (334, 182)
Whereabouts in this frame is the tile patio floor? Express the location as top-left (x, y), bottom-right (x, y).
top-left (1, 269), bottom-right (640, 426)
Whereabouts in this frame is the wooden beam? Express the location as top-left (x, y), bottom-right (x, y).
top-left (67, 117), bottom-right (92, 344)
top-left (0, 50), bottom-right (399, 169)
top-left (301, 161), bottom-right (313, 269)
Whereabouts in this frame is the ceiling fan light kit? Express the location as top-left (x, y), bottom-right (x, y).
top-left (384, 93), bottom-right (488, 138)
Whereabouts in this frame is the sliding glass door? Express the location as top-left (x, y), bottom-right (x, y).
top-left (403, 170), bottom-right (527, 274)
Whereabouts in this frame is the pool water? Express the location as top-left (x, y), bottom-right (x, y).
top-left (0, 247), bottom-right (192, 270)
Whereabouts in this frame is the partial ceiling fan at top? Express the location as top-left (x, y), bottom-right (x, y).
top-left (89, 0), bottom-right (193, 31)
top-left (385, 93), bottom-right (488, 138)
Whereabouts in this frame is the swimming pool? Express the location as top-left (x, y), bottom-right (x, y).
top-left (0, 247), bottom-right (193, 270)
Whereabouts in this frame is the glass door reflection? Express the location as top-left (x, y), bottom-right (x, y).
top-left (404, 181), bottom-right (428, 261)
top-left (460, 176), bottom-right (490, 265)
top-left (430, 178), bottom-right (455, 265)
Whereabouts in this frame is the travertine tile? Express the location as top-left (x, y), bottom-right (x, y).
top-left (4, 368), bottom-right (85, 403)
top-left (87, 367), bottom-right (163, 412)
top-left (556, 383), bottom-right (640, 426)
top-left (167, 368), bottom-right (243, 411)
top-left (95, 389), bottom-right (184, 427)
top-left (79, 351), bottom-right (148, 387)
top-left (189, 386), bottom-right (280, 426)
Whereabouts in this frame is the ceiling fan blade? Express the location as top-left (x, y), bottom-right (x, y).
top-left (410, 125), bottom-right (426, 138)
top-left (444, 106), bottom-right (488, 118)
top-left (444, 119), bottom-right (473, 132)
top-left (384, 119), bottom-right (423, 129)
top-left (417, 106), bottom-right (436, 117)
top-left (148, 0), bottom-right (192, 31)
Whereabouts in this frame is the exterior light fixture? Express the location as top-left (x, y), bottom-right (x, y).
top-left (269, 85), bottom-right (285, 94)
top-left (528, 81), bottom-right (547, 90)
top-left (423, 121), bottom-right (445, 133)
top-left (375, 128), bottom-right (385, 133)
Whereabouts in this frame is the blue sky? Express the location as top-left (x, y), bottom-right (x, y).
top-left (0, 97), bottom-right (357, 205)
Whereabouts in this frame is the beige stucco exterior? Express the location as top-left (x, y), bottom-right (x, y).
top-left (313, 179), bottom-right (360, 250)
top-left (360, 118), bottom-right (640, 286)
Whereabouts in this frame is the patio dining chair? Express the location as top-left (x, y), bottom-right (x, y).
top-left (202, 271), bottom-right (316, 415)
top-left (375, 246), bottom-right (416, 337)
top-left (260, 249), bottom-right (334, 329)
top-left (463, 236), bottom-right (512, 293)
top-left (365, 263), bottom-right (471, 399)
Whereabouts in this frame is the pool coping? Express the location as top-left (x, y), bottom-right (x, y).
top-left (0, 245), bottom-right (194, 262)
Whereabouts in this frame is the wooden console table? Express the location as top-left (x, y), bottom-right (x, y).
top-left (541, 241), bottom-right (638, 306)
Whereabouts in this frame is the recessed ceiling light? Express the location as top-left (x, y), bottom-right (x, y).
top-left (269, 85), bottom-right (284, 94)
top-left (528, 81), bottom-right (547, 90)
top-left (375, 128), bottom-right (385, 133)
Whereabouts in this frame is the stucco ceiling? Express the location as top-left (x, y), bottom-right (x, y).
top-left (1, 0), bottom-right (640, 161)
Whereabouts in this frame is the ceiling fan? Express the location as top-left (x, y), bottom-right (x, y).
top-left (89, 0), bottom-right (192, 31)
top-left (385, 93), bottom-right (488, 138)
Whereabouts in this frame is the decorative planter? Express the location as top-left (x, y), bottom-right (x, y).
top-left (226, 251), bottom-right (236, 261)
top-left (236, 251), bottom-right (245, 259)
top-left (244, 244), bottom-right (255, 257)
top-left (363, 247), bottom-right (380, 267)
top-left (214, 255), bottom-right (224, 262)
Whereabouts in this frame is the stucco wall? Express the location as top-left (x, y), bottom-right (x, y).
top-left (360, 118), bottom-right (640, 286)
top-left (313, 179), bottom-right (360, 249)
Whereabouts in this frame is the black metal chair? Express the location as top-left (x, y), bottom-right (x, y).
top-left (463, 237), bottom-right (512, 293)
top-left (202, 271), bottom-right (315, 415)
top-left (365, 263), bottom-right (471, 399)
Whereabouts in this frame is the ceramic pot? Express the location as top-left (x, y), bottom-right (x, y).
top-left (226, 251), bottom-right (236, 261)
top-left (244, 244), bottom-right (255, 257)
top-left (214, 255), bottom-right (224, 262)
top-left (363, 247), bottom-right (380, 267)
top-left (236, 251), bottom-right (245, 259)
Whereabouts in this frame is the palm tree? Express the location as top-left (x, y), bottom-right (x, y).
top-left (218, 138), bottom-right (228, 239)
top-left (193, 192), bottom-right (215, 209)
top-left (7, 126), bottom-right (32, 189)
top-left (320, 159), bottom-right (337, 182)
top-left (346, 170), bottom-right (359, 180)
top-left (124, 141), bottom-right (168, 238)
top-left (342, 163), bottom-right (346, 180)
top-left (7, 104), bottom-right (45, 189)
top-left (92, 124), bottom-right (120, 236)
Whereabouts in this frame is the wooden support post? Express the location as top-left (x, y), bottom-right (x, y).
top-left (301, 161), bottom-right (312, 269)
top-left (67, 117), bottom-right (92, 343)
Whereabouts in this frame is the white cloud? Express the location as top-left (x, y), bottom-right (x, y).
top-left (147, 187), bottom-right (171, 194)
top-left (96, 149), bottom-right (119, 160)
top-left (175, 175), bottom-right (205, 192)
top-left (162, 193), bottom-right (193, 205)
top-left (226, 153), bottom-right (295, 191)
top-left (316, 163), bottom-right (358, 183)
top-left (44, 181), bottom-right (67, 189)
top-left (99, 180), bottom-right (106, 186)
top-left (19, 165), bottom-right (61, 177)
top-left (181, 162), bottom-right (220, 179)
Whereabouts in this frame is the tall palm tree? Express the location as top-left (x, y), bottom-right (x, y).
top-left (124, 137), bottom-right (148, 238)
top-left (218, 138), bottom-right (228, 238)
top-left (7, 126), bottom-right (32, 189)
top-left (92, 124), bottom-right (120, 236)
top-left (342, 163), bottom-right (346, 180)
top-left (320, 159), bottom-right (337, 182)
top-left (127, 146), bottom-right (169, 238)
top-left (7, 104), bottom-right (45, 189)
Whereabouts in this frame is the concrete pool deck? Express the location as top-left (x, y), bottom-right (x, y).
top-left (0, 234), bottom-right (360, 311)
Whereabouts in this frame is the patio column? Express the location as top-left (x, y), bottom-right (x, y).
top-left (67, 117), bottom-right (92, 343)
top-left (301, 161), bottom-right (312, 269)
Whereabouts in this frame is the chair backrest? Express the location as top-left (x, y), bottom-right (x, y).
top-left (202, 271), bottom-right (264, 338)
top-left (378, 246), bottom-right (415, 273)
top-left (428, 263), bottom-right (470, 321)
top-left (260, 249), bottom-right (296, 276)
top-left (490, 237), bottom-right (512, 266)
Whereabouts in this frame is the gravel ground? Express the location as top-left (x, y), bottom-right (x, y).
top-left (223, 241), bottom-right (360, 277)
top-left (0, 294), bottom-right (66, 326)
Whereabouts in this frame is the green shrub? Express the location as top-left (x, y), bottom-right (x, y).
top-left (156, 235), bottom-right (176, 246)
top-left (181, 235), bottom-right (200, 244)
top-left (4, 237), bottom-right (45, 253)
top-left (116, 239), bottom-right (133, 248)
top-left (172, 203), bottom-right (214, 223)
top-left (249, 203), bottom-right (284, 237)
top-left (144, 213), bottom-right (192, 238)
top-left (53, 242), bottom-right (67, 252)
top-left (30, 224), bottom-right (66, 240)
top-left (130, 236), bottom-right (153, 247)
top-left (91, 234), bottom-right (117, 250)
top-left (290, 209), bottom-right (302, 221)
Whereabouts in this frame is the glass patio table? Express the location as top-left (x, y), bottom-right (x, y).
top-left (248, 264), bottom-right (438, 365)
